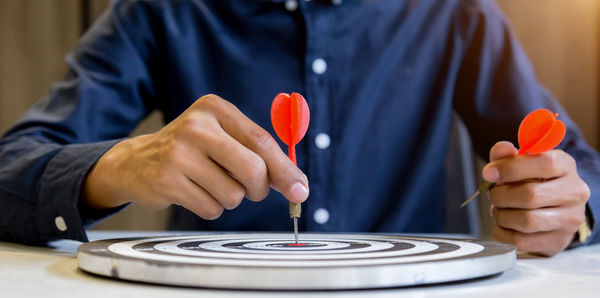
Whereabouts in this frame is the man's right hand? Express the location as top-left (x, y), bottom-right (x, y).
top-left (82, 94), bottom-right (309, 219)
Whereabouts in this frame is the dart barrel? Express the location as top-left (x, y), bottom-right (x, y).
top-left (289, 202), bottom-right (301, 218)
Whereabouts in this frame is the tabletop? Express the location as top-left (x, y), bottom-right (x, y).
top-left (1, 231), bottom-right (599, 298)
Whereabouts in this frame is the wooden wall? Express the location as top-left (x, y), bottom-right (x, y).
top-left (0, 0), bottom-right (81, 133)
top-left (496, 0), bottom-right (600, 148)
top-left (1, 0), bottom-right (599, 231)
top-left (0, 0), bottom-right (168, 230)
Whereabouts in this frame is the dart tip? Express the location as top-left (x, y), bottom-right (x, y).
top-left (459, 191), bottom-right (480, 208)
top-left (293, 218), bottom-right (299, 244)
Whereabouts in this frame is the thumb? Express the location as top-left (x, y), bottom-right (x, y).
top-left (483, 141), bottom-right (518, 182)
top-left (489, 141), bottom-right (518, 161)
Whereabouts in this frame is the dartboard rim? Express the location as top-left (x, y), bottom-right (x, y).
top-left (77, 232), bottom-right (516, 290)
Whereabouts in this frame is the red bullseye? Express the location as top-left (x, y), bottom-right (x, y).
top-left (287, 243), bottom-right (308, 247)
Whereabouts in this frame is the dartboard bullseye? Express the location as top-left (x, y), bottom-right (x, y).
top-left (77, 233), bottom-right (516, 290)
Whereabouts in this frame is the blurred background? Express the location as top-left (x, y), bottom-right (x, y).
top-left (1, 0), bottom-right (599, 232)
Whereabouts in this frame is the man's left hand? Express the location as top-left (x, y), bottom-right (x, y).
top-left (483, 141), bottom-right (590, 256)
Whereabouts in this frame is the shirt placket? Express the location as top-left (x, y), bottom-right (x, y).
top-left (299, 0), bottom-right (338, 232)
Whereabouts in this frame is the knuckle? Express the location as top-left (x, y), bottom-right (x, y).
top-left (176, 115), bottom-right (216, 140)
top-left (224, 186), bottom-right (245, 210)
top-left (494, 226), bottom-right (517, 245)
top-left (209, 132), bottom-right (229, 149)
top-left (202, 205), bottom-right (224, 220)
top-left (511, 233), bottom-right (528, 249)
top-left (522, 184), bottom-right (540, 208)
top-left (244, 156), bottom-right (268, 184)
top-left (177, 115), bottom-right (205, 133)
top-left (249, 127), bottom-right (277, 152)
top-left (569, 216), bottom-right (585, 230)
top-left (196, 94), bottom-right (221, 108)
top-left (196, 94), bottom-right (234, 114)
top-left (246, 187), bottom-right (269, 202)
top-left (542, 151), bottom-right (560, 173)
top-left (568, 205), bottom-right (587, 228)
top-left (172, 125), bottom-right (192, 143)
top-left (577, 181), bottom-right (591, 203)
top-left (564, 152), bottom-right (577, 170)
top-left (521, 211), bottom-right (539, 233)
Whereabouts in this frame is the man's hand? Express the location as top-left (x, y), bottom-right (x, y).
top-left (82, 94), bottom-right (309, 220)
top-left (484, 141), bottom-right (590, 256)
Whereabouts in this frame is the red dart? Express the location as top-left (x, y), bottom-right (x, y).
top-left (460, 108), bottom-right (566, 208)
top-left (270, 92), bottom-right (310, 244)
top-left (270, 92), bottom-right (310, 165)
top-left (517, 108), bottom-right (566, 155)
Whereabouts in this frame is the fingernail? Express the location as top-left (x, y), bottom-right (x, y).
top-left (290, 182), bottom-right (309, 202)
top-left (483, 166), bottom-right (499, 182)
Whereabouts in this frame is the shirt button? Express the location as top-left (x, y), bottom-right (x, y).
top-left (315, 133), bottom-right (331, 149)
top-left (314, 208), bottom-right (330, 224)
top-left (55, 216), bottom-right (68, 232)
top-left (331, 0), bottom-right (343, 5)
top-left (312, 58), bottom-right (327, 75)
top-left (285, 0), bottom-right (298, 11)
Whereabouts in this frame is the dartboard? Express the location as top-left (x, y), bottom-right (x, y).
top-left (77, 233), bottom-right (515, 289)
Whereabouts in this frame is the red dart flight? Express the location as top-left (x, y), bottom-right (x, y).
top-left (270, 92), bottom-right (310, 164)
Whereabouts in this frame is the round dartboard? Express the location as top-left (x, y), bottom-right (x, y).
top-left (77, 233), bottom-right (515, 290)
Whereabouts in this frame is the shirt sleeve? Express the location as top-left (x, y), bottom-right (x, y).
top-left (452, 0), bottom-right (600, 245)
top-left (0, 1), bottom-right (161, 244)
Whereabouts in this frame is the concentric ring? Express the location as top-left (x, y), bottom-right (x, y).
top-left (78, 233), bottom-right (516, 289)
top-left (107, 233), bottom-right (484, 267)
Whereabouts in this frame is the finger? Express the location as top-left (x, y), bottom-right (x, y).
top-left (492, 225), bottom-right (574, 256)
top-left (166, 172), bottom-right (224, 220)
top-left (180, 153), bottom-right (247, 210)
top-left (489, 178), bottom-right (582, 209)
top-left (492, 206), bottom-right (566, 233)
top-left (201, 129), bottom-right (270, 203)
top-left (199, 95), bottom-right (309, 203)
top-left (483, 141), bottom-right (518, 182)
top-left (483, 150), bottom-right (575, 183)
top-left (171, 110), bottom-right (270, 203)
top-left (489, 141), bottom-right (518, 161)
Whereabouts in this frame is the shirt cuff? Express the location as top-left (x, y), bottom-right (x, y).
top-left (33, 140), bottom-right (122, 243)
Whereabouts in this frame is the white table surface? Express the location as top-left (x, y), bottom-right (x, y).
top-left (1, 231), bottom-right (599, 298)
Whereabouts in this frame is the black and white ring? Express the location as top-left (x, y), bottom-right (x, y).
top-left (78, 233), bottom-right (516, 289)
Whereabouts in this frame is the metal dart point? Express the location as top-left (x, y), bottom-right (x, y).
top-left (460, 180), bottom-right (496, 208)
top-left (289, 202), bottom-right (301, 244)
top-left (293, 218), bottom-right (299, 244)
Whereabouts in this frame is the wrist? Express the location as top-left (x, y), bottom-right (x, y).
top-left (81, 140), bottom-right (132, 210)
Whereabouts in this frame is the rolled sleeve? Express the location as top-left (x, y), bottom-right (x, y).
top-left (0, 0), bottom-right (159, 244)
top-left (2, 140), bottom-right (122, 244)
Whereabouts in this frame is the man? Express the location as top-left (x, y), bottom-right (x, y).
top-left (0, 0), bottom-right (595, 256)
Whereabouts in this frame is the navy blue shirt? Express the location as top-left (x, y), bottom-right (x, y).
top-left (1, 0), bottom-right (599, 245)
